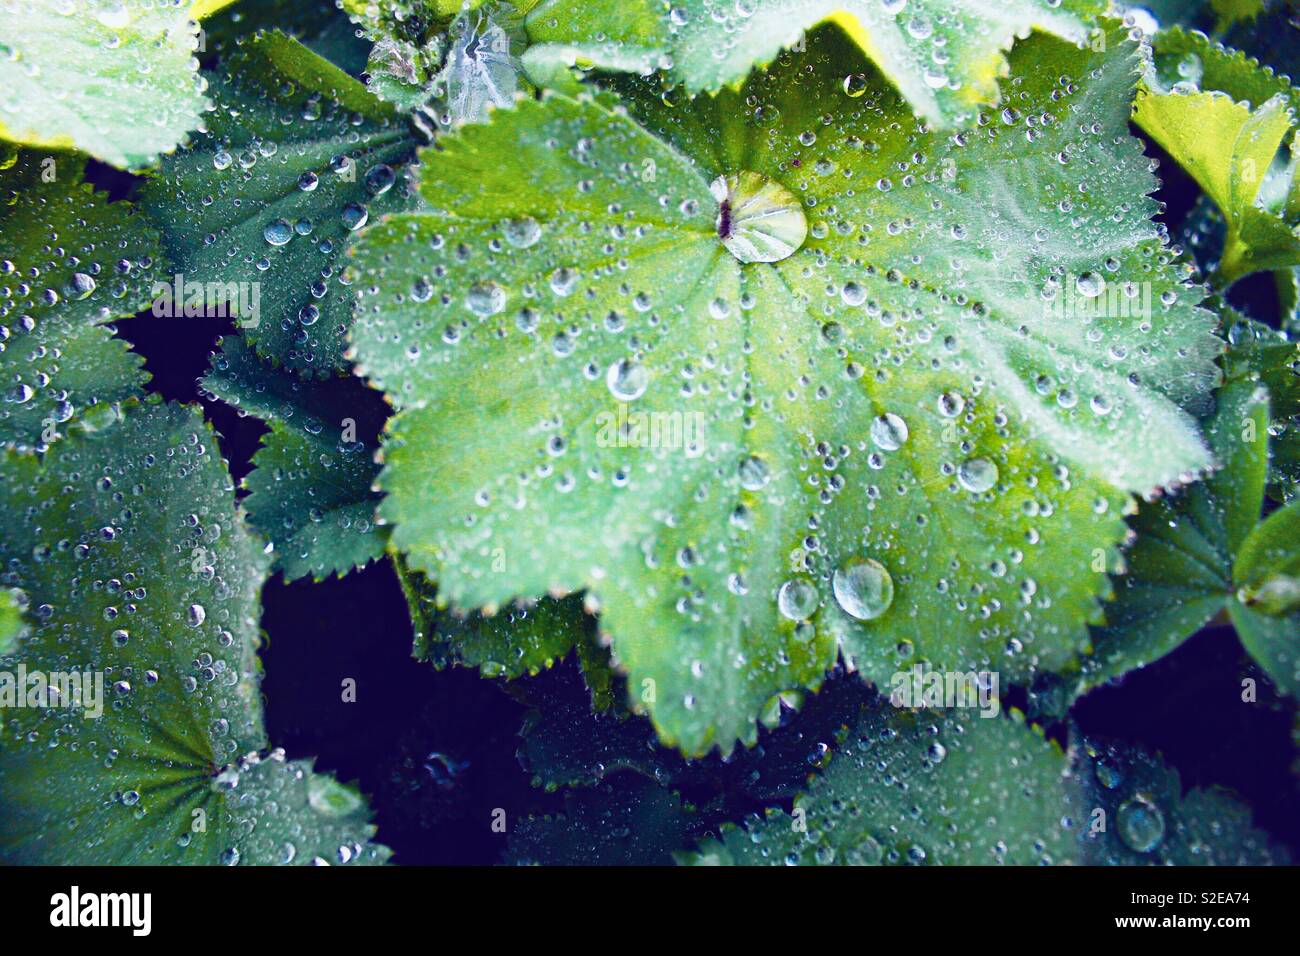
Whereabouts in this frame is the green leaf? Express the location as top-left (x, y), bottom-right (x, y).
top-left (1148, 26), bottom-right (1300, 115)
top-left (0, 151), bottom-right (158, 451)
top-left (1222, 2), bottom-right (1300, 92)
top-left (1052, 334), bottom-right (1300, 701)
top-left (524, 0), bottom-right (1105, 128)
top-left (507, 775), bottom-right (696, 865)
top-left (202, 337), bottom-right (390, 580)
top-left (139, 31), bottom-right (417, 377)
top-left (0, 0), bottom-right (210, 169)
top-left (396, 556), bottom-right (592, 678)
top-left (1231, 497), bottom-right (1300, 695)
top-left (1071, 735), bottom-right (1287, 864)
top-left (1136, 27), bottom-right (1300, 283)
top-left (0, 587), bottom-right (27, 656)
top-left (202, 0), bottom-right (371, 75)
top-left (1210, 0), bottom-right (1265, 34)
top-left (1077, 380), bottom-right (1268, 692)
top-left (0, 399), bottom-right (387, 864)
top-left (681, 698), bottom-right (1287, 865)
top-left (684, 701), bottom-right (1074, 865)
top-left (1224, 315), bottom-right (1300, 501)
top-left (351, 23), bottom-right (1221, 754)
top-left (517, 667), bottom-right (868, 799)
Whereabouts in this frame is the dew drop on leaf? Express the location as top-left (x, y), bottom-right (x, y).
top-left (832, 558), bottom-right (895, 621)
top-left (710, 171), bottom-right (807, 263)
top-left (1117, 794), bottom-right (1166, 853)
top-left (777, 579), bottom-right (820, 621)
top-left (957, 458), bottom-right (999, 493)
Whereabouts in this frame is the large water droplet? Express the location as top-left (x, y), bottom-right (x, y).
top-left (503, 217), bottom-right (542, 249)
top-left (263, 219), bottom-right (293, 246)
top-left (606, 359), bottom-right (648, 401)
top-left (710, 171), bottom-right (808, 264)
top-left (832, 558), bottom-right (895, 620)
top-left (466, 282), bottom-right (506, 317)
top-left (777, 579), bottom-right (819, 621)
top-left (957, 458), bottom-right (998, 493)
top-left (738, 454), bottom-right (771, 491)
top-left (870, 413), bottom-right (909, 451)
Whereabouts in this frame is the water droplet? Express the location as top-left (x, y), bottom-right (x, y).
top-left (957, 458), bottom-right (998, 493)
top-left (466, 282), bottom-right (506, 317)
top-left (1117, 793), bottom-right (1166, 853)
top-left (870, 413), bottom-right (909, 451)
top-left (365, 163), bottom-right (396, 195)
top-left (606, 359), bottom-right (648, 401)
top-left (777, 579), bottom-right (819, 621)
top-left (937, 391), bottom-right (965, 417)
top-left (738, 455), bottom-right (771, 491)
top-left (832, 558), bottom-right (895, 620)
top-left (340, 202), bottom-right (369, 231)
top-left (1076, 272), bottom-right (1105, 298)
top-left (263, 219), bottom-right (293, 246)
top-left (503, 217), bottom-right (542, 249)
top-left (64, 273), bottom-right (96, 300)
top-left (710, 171), bottom-right (808, 264)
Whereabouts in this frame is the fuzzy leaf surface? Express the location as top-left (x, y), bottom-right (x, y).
top-left (524, 0), bottom-right (1104, 127)
top-left (0, 0), bottom-right (210, 169)
top-left (202, 337), bottom-right (389, 580)
top-left (0, 401), bottom-right (387, 864)
top-left (140, 31), bottom-right (417, 377)
top-left (0, 152), bottom-right (158, 451)
top-left (351, 23), bottom-right (1221, 754)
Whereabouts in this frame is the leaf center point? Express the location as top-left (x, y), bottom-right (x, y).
top-left (709, 172), bottom-right (807, 264)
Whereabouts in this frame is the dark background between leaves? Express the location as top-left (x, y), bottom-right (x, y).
top-left (91, 114), bottom-right (1300, 866)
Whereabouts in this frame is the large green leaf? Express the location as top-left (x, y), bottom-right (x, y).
top-left (686, 702), bottom-right (1074, 865)
top-left (350, 22), bottom-right (1220, 755)
top-left (0, 0), bottom-right (211, 169)
top-left (523, 0), bottom-right (1104, 127)
top-left (0, 150), bottom-right (159, 452)
top-left (140, 30), bottom-right (417, 377)
top-left (0, 400), bottom-right (387, 864)
top-left (350, 23), bottom-right (1221, 754)
top-left (202, 337), bottom-right (390, 580)
top-left (682, 698), bottom-right (1286, 865)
